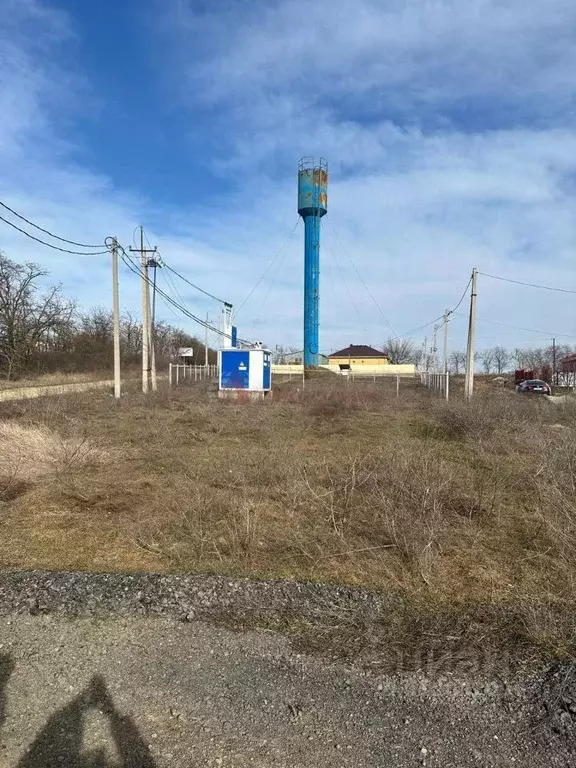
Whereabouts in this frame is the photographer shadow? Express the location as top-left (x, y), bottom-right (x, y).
top-left (13, 671), bottom-right (157, 768)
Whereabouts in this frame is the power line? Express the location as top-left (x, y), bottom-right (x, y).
top-left (248, 238), bottom-right (291, 334)
top-left (394, 315), bottom-right (447, 340)
top-left (0, 199), bottom-right (104, 248)
top-left (450, 274), bottom-right (473, 314)
top-left (389, 275), bottom-right (473, 341)
top-left (119, 250), bottom-right (222, 336)
top-left (157, 271), bottom-right (191, 326)
top-left (235, 219), bottom-right (300, 318)
top-left (5, 210), bottom-right (107, 255)
top-left (479, 271), bottom-right (576, 295)
top-left (322, 222), bottom-right (366, 333)
top-left (0, 214), bottom-right (109, 256)
top-left (452, 311), bottom-right (576, 340)
top-left (131, 226), bottom-right (229, 305)
top-left (161, 262), bottom-right (190, 310)
top-left (326, 219), bottom-right (397, 336)
top-left (117, 244), bottom-right (251, 345)
top-left (121, 239), bottom-right (234, 341)
top-left (161, 261), bottom-right (227, 304)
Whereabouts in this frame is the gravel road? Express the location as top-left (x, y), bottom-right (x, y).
top-left (0, 572), bottom-right (574, 767)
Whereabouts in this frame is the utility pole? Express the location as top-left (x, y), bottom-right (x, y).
top-left (204, 313), bottom-right (213, 367)
top-left (422, 337), bottom-right (428, 372)
top-left (464, 268), bottom-right (478, 400)
top-left (129, 227), bottom-right (157, 394)
top-left (443, 309), bottom-right (449, 375)
top-left (111, 237), bottom-right (121, 399)
top-left (149, 257), bottom-right (159, 393)
top-left (431, 324), bottom-right (439, 372)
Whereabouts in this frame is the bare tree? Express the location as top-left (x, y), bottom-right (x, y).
top-left (0, 252), bottom-right (216, 377)
top-left (272, 345), bottom-right (301, 364)
top-left (384, 338), bottom-right (420, 364)
top-left (513, 348), bottom-right (529, 369)
top-left (480, 349), bottom-right (495, 375)
top-left (120, 310), bottom-right (141, 358)
top-left (449, 351), bottom-right (466, 374)
top-left (491, 346), bottom-right (510, 374)
top-left (0, 253), bottom-right (75, 379)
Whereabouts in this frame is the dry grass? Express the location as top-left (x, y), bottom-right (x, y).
top-left (0, 371), bottom-right (111, 390)
top-left (1, 376), bottom-right (576, 664)
top-left (0, 422), bottom-right (105, 483)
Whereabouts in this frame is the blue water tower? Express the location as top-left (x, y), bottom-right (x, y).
top-left (298, 157), bottom-right (328, 369)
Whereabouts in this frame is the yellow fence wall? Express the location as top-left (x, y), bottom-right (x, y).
top-left (328, 357), bottom-right (389, 366)
top-left (272, 364), bottom-right (416, 376)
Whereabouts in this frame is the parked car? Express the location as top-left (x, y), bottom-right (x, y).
top-left (515, 379), bottom-right (551, 395)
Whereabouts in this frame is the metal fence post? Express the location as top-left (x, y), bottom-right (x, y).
top-left (176, 365), bottom-right (180, 385)
top-left (169, 363), bottom-right (172, 388)
top-left (396, 375), bottom-right (400, 397)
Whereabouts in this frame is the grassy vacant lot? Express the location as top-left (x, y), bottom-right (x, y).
top-left (1, 375), bottom-right (576, 665)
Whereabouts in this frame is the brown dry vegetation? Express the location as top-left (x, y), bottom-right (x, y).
top-left (1, 376), bottom-right (576, 664)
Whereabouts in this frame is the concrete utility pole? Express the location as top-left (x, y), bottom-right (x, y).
top-left (464, 268), bottom-right (478, 400)
top-left (422, 337), bottom-right (428, 372)
top-left (443, 309), bottom-right (449, 375)
top-left (149, 257), bottom-right (160, 393)
top-left (129, 227), bottom-right (157, 394)
top-left (431, 324), bottom-right (439, 372)
top-left (111, 237), bottom-right (121, 399)
top-left (204, 313), bottom-right (214, 367)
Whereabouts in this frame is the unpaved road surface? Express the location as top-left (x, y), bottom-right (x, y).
top-left (0, 614), bottom-right (572, 768)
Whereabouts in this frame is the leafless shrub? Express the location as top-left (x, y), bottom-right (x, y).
top-left (426, 394), bottom-right (549, 442)
top-left (0, 421), bottom-right (105, 483)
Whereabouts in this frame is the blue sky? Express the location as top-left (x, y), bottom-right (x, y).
top-left (1, 0), bottom-right (576, 354)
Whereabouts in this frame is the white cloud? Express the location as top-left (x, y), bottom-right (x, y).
top-left (172, 0), bottom-right (576, 119)
top-left (157, 0), bottom-right (576, 350)
top-left (0, 0), bottom-right (576, 360)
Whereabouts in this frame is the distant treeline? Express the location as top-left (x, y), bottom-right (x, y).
top-left (0, 252), bottom-right (216, 380)
top-left (384, 337), bottom-right (572, 374)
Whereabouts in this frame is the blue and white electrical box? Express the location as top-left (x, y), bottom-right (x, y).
top-left (219, 348), bottom-right (272, 392)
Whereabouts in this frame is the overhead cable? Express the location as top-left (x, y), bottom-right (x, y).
top-left (248, 236), bottom-right (291, 333)
top-left (116, 244), bottom-right (251, 344)
top-left (449, 274), bottom-right (473, 314)
top-left (390, 274), bottom-right (473, 341)
top-left (0, 199), bottom-right (104, 248)
top-left (479, 271), bottom-right (576, 295)
top-left (322, 221), bottom-right (366, 332)
top-left (393, 315), bottom-right (447, 340)
top-left (119, 250), bottom-right (226, 337)
top-left (160, 261), bottom-right (227, 304)
top-left (137, 227), bottom-right (227, 304)
top-left (452, 311), bottom-right (576, 340)
top-left (235, 219), bottom-right (301, 317)
top-left (0, 215), bottom-right (108, 256)
top-left (326, 219), bottom-right (397, 336)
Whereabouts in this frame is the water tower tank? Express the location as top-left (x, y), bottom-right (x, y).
top-left (298, 158), bottom-right (328, 217)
